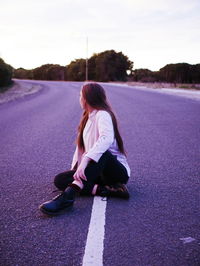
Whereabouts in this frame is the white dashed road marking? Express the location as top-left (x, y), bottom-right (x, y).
top-left (180, 237), bottom-right (196, 244)
top-left (82, 196), bottom-right (107, 266)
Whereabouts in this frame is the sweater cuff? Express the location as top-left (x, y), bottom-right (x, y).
top-left (84, 153), bottom-right (101, 163)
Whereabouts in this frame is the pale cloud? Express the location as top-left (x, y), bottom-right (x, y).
top-left (0, 0), bottom-right (199, 70)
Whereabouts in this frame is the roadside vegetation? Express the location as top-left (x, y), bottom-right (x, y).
top-left (12, 50), bottom-right (133, 82)
top-left (133, 63), bottom-right (200, 85)
top-left (0, 58), bottom-right (13, 92)
top-left (0, 51), bottom-right (200, 92)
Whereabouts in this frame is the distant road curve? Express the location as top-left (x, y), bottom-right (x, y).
top-left (1, 79), bottom-right (200, 105)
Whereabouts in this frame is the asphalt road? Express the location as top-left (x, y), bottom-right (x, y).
top-left (0, 80), bottom-right (200, 266)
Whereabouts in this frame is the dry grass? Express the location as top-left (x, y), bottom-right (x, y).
top-left (125, 82), bottom-right (200, 90)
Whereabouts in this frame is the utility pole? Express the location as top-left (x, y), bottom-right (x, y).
top-left (86, 36), bottom-right (88, 81)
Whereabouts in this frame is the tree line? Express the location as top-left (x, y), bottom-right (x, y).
top-left (133, 63), bottom-right (200, 84)
top-left (1, 50), bottom-right (200, 90)
top-left (12, 50), bottom-right (133, 82)
top-left (0, 58), bottom-right (13, 89)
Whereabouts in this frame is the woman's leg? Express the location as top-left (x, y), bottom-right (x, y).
top-left (102, 154), bottom-right (129, 185)
top-left (54, 151), bottom-right (128, 193)
top-left (54, 170), bottom-right (75, 191)
top-left (81, 151), bottom-right (129, 194)
top-left (54, 170), bottom-right (100, 195)
top-left (39, 151), bottom-right (129, 216)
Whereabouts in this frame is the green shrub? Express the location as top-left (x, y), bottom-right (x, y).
top-left (0, 58), bottom-right (13, 89)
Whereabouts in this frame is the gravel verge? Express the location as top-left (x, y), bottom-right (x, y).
top-left (109, 81), bottom-right (200, 101)
top-left (0, 79), bottom-right (44, 104)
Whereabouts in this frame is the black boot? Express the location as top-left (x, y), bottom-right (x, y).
top-left (96, 183), bottom-right (130, 199)
top-left (39, 185), bottom-right (79, 216)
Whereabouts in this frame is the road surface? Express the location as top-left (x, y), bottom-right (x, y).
top-left (0, 80), bottom-right (200, 266)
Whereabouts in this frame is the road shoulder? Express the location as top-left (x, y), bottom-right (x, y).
top-left (0, 79), bottom-right (44, 104)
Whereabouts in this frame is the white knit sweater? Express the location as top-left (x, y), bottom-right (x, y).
top-left (71, 110), bottom-right (131, 177)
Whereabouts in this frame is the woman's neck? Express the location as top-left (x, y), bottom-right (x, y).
top-left (86, 105), bottom-right (95, 113)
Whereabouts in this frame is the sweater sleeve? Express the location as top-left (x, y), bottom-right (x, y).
top-left (71, 146), bottom-right (78, 170)
top-left (84, 111), bottom-right (114, 162)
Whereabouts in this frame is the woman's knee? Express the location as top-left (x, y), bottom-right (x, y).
top-left (54, 171), bottom-right (74, 190)
top-left (54, 173), bottom-right (65, 190)
top-left (123, 175), bottom-right (129, 184)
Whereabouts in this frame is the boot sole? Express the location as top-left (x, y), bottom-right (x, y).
top-left (39, 204), bottom-right (73, 216)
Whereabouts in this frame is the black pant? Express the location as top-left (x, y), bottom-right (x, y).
top-left (54, 151), bottom-right (129, 195)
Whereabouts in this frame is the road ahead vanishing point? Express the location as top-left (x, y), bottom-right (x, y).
top-left (0, 80), bottom-right (200, 266)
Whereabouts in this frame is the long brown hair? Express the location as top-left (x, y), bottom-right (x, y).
top-left (76, 83), bottom-right (126, 155)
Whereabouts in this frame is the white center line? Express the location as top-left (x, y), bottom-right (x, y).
top-left (82, 196), bottom-right (107, 266)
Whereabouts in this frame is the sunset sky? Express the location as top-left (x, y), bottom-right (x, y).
top-left (1, 0), bottom-right (200, 71)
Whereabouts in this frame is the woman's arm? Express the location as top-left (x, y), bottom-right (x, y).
top-left (84, 111), bottom-right (114, 162)
top-left (73, 156), bottom-right (91, 182)
top-left (73, 111), bottom-right (114, 182)
top-left (71, 146), bottom-right (78, 170)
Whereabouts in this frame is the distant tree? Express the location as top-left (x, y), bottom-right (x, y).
top-left (32, 64), bottom-right (50, 80)
top-left (88, 54), bottom-right (97, 80)
top-left (66, 50), bottom-right (134, 81)
top-left (32, 64), bottom-right (66, 80)
top-left (129, 63), bottom-right (200, 84)
top-left (159, 63), bottom-right (192, 83)
top-left (0, 58), bottom-right (13, 88)
top-left (89, 50), bottom-right (133, 82)
top-left (66, 59), bottom-right (86, 81)
top-left (191, 64), bottom-right (200, 83)
top-left (132, 68), bottom-right (157, 82)
top-left (46, 65), bottom-right (66, 80)
top-left (13, 68), bottom-right (33, 79)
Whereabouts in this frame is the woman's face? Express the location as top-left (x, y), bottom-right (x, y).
top-left (79, 90), bottom-right (86, 109)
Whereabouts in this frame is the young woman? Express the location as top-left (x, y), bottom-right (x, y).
top-left (39, 83), bottom-right (131, 216)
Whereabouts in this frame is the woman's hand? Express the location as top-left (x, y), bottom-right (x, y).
top-left (73, 156), bottom-right (91, 182)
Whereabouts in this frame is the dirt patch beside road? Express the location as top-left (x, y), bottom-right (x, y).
top-left (0, 79), bottom-right (43, 104)
top-left (109, 81), bottom-right (200, 101)
top-left (126, 81), bottom-right (200, 90)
